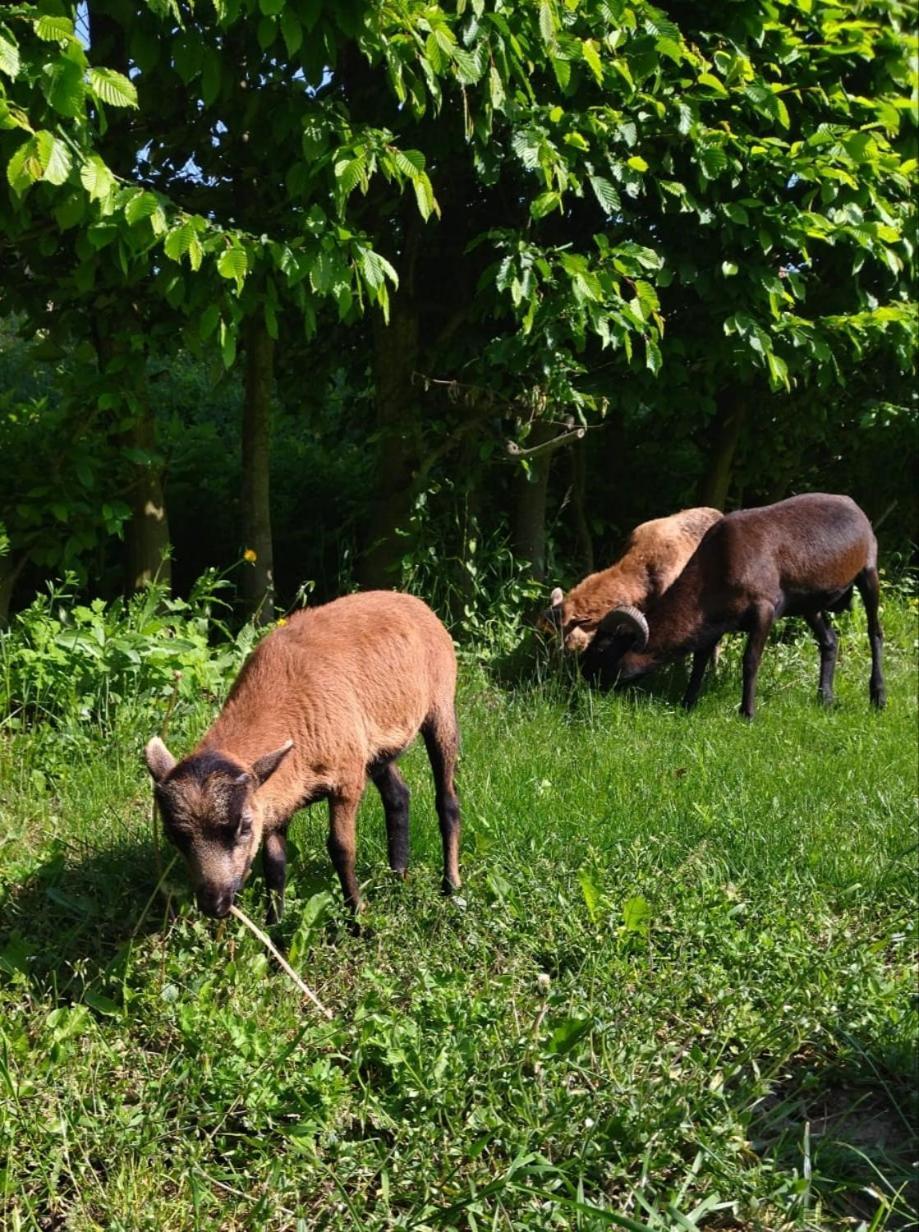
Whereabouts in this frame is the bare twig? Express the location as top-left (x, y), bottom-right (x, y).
top-left (505, 426), bottom-right (586, 460)
top-left (228, 903), bottom-right (333, 1019)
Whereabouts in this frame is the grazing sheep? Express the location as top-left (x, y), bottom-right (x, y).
top-left (144, 591), bottom-right (461, 920)
top-left (543, 507), bottom-right (722, 651)
top-left (581, 493), bottom-right (885, 719)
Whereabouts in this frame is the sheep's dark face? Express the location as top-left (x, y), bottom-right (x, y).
top-left (144, 737), bottom-right (292, 918)
top-left (581, 629), bottom-right (635, 688)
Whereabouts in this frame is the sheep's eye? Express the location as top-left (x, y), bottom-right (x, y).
top-left (237, 816), bottom-right (252, 840)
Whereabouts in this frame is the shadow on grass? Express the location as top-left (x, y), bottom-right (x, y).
top-left (0, 836), bottom-right (338, 1005)
top-left (748, 1028), bottom-right (918, 1227)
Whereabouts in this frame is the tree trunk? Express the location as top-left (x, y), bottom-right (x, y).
top-left (124, 400), bottom-right (172, 592)
top-left (240, 317), bottom-right (275, 623)
top-left (570, 437), bottom-right (594, 575)
top-left (698, 393), bottom-right (748, 510)
top-left (93, 323), bottom-right (171, 595)
top-left (511, 421), bottom-right (557, 580)
top-left (358, 301), bottom-right (420, 590)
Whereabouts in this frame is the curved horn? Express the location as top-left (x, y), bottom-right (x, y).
top-left (598, 605), bottom-right (649, 650)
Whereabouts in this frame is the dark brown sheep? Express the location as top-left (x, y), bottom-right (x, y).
top-left (144, 591), bottom-right (460, 920)
top-left (582, 493), bottom-right (885, 719)
top-left (544, 507), bottom-right (722, 651)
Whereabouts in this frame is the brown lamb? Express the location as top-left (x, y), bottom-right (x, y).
top-left (544, 506), bottom-right (722, 650)
top-left (144, 590), bottom-right (460, 921)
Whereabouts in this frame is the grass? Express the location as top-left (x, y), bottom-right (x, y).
top-left (0, 595), bottom-right (916, 1231)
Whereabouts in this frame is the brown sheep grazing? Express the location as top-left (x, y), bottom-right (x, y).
top-left (144, 591), bottom-right (460, 921)
top-left (543, 507), bottom-right (722, 650)
top-left (582, 493), bottom-right (885, 719)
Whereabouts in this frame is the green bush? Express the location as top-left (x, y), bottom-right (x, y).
top-left (0, 571), bottom-right (259, 730)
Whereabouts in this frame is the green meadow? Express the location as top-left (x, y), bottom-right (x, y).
top-left (0, 594), bottom-right (916, 1231)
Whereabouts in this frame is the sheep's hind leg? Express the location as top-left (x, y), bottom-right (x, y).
top-left (422, 708), bottom-right (462, 895)
top-left (327, 786), bottom-right (364, 913)
top-left (855, 566), bottom-right (886, 709)
top-left (372, 762), bottom-right (411, 877)
top-left (805, 612), bottom-right (838, 706)
top-left (263, 827), bottom-right (288, 924)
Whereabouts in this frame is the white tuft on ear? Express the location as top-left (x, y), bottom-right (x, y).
top-left (550, 587), bottom-right (564, 607)
top-left (145, 736), bottom-right (177, 783)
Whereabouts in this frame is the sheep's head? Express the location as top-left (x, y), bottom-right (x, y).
top-left (580, 606), bottom-right (656, 688)
top-left (540, 586), bottom-right (599, 652)
top-left (144, 737), bottom-right (293, 917)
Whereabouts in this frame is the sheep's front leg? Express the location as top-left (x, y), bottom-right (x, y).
top-left (327, 786), bottom-right (364, 912)
top-left (682, 640), bottom-right (720, 711)
top-left (263, 828), bottom-right (287, 925)
top-left (740, 603), bottom-right (775, 720)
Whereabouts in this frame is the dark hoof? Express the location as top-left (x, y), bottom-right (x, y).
top-left (441, 877), bottom-right (461, 897)
top-left (738, 707), bottom-right (754, 722)
top-left (871, 692), bottom-right (886, 710)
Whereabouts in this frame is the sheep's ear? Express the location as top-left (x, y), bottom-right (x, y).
top-left (540, 586), bottom-right (565, 629)
top-left (250, 739), bottom-right (294, 787)
top-left (145, 737), bottom-right (177, 783)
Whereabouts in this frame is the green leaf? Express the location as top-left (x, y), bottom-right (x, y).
top-left (766, 350), bottom-right (790, 391)
top-left (589, 176), bottom-right (620, 215)
top-left (697, 144), bottom-right (727, 180)
top-left (621, 895), bottom-right (651, 935)
top-left (721, 260), bottom-right (739, 277)
top-left (34, 14), bottom-right (75, 41)
top-left (626, 155), bottom-right (648, 172)
top-left (80, 155), bottom-right (115, 201)
top-left (698, 71), bottom-right (727, 96)
top-left (6, 139), bottom-right (36, 197)
top-left (547, 1016), bottom-right (592, 1056)
top-left (45, 57), bottom-right (85, 117)
top-left (538, 0), bottom-right (556, 45)
top-left (580, 39), bottom-right (602, 84)
top-left (84, 991), bottom-right (119, 1016)
top-left (199, 303), bottom-right (220, 340)
top-left (43, 133), bottom-right (71, 185)
top-left (164, 223), bottom-right (194, 261)
top-left (578, 867), bottom-right (601, 923)
top-left (334, 154), bottom-right (368, 197)
top-left (0, 34), bottom-right (20, 79)
top-left (124, 191), bottom-right (159, 225)
top-left (530, 190), bottom-right (561, 219)
top-left (281, 9), bottom-right (302, 56)
top-left (260, 0), bottom-right (285, 12)
top-left (357, 245), bottom-right (398, 292)
top-left (723, 202), bottom-right (749, 226)
top-left (412, 172), bottom-right (439, 221)
top-left (87, 67), bottom-right (138, 109)
top-left (217, 245), bottom-right (248, 290)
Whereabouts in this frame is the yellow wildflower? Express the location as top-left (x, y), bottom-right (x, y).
top-left (243, 548), bottom-right (257, 563)
top-left (276, 617), bottom-right (288, 627)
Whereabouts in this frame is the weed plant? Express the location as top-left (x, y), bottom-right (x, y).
top-left (0, 585), bottom-right (916, 1230)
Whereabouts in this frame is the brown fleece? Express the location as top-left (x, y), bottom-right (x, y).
top-left (555, 507), bottom-right (722, 649)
